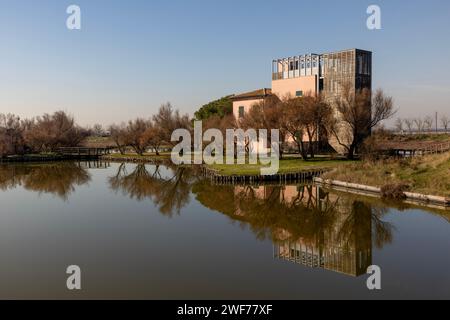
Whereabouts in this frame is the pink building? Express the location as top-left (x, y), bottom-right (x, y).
top-left (231, 88), bottom-right (272, 121)
top-left (231, 49), bottom-right (373, 153)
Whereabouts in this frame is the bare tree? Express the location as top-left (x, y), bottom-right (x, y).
top-left (0, 113), bottom-right (25, 156)
top-left (440, 115), bottom-right (450, 133)
top-left (23, 111), bottom-right (88, 152)
top-left (281, 95), bottom-right (332, 159)
top-left (141, 121), bottom-right (165, 155)
top-left (91, 123), bottom-right (105, 137)
top-left (404, 118), bottom-right (414, 134)
top-left (302, 95), bottom-right (332, 158)
top-left (108, 123), bottom-right (127, 154)
top-left (124, 118), bottom-right (151, 156)
top-left (153, 103), bottom-right (191, 147)
top-left (1, 111), bottom-right (87, 155)
top-left (240, 96), bottom-right (289, 159)
top-left (394, 118), bottom-right (404, 133)
top-left (413, 118), bottom-right (424, 133)
top-left (423, 116), bottom-right (434, 132)
top-left (282, 98), bottom-right (309, 159)
top-left (328, 86), bottom-right (396, 160)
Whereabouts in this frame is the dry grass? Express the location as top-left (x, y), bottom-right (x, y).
top-left (81, 136), bottom-right (115, 148)
top-left (323, 152), bottom-right (450, 197)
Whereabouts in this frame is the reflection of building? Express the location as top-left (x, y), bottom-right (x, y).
top-left (233, 185), bottom-right (318, 216)
top-left (274, 208), bottom-right (372, 277)
top-left (233, 184), bottom-right (372, 277)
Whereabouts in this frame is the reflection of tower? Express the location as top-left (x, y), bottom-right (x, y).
top-left (274, 237), bottom-right (372, 277)
top-left (274, 193), bottom-right (373, 277)
top-left (323, 201), bottom-right (372, 276)
top-left (231, 184), bottom-right (373, 277)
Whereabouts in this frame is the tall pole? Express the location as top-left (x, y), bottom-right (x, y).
top-left (436, 112), bottom-right (438, 133)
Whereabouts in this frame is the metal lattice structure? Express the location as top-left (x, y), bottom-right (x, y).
top-left (322, 49), bottom-right (372, 98)
top-left (272, 49), bottom-right (372, 98)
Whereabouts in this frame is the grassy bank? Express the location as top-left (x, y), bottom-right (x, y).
top-left (101, 152), bottom-right (172, 160)
top-left (0, 153), bottom-right (64, 162)
top-left (209, 157), bottom-right (353, 176)
top-left (323, 152), bottom-right (450, 197)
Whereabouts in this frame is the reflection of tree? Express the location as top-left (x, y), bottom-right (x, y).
top-left (108, 163), bottom-right (196, 217)
top-left (371, 206), bottom-right (395, 248)
top-left (0, 163), bottom-right (91, 200)
top-left (336, 201), bottom-right (394, 251)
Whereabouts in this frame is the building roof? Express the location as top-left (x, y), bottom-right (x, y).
top-left (272, 48), bottom-right (372, 62)
top-left (230, 88), bottom-right (272, 101)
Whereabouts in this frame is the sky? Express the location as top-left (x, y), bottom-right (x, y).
top-left (0, 0), bottom-right (449, 127)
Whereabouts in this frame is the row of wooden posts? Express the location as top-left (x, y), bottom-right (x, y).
top-left (388, 141), bottom-right (450, 157)
top-left (56, 147), bottom-right (113, 156)
top-left (201, 166), bottom-right (326, 185)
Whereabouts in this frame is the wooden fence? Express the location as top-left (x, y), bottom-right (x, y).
top-left (56, 147), bottom-right (112, 157)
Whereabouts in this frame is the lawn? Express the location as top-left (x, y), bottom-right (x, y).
top-left (208, 157), bottom-right (353, 176)
top-left (323, 152), bottom-right (450, 197)
top-left (1, 153), bottom-right (62, 160)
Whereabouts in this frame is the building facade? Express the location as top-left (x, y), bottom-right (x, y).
top-left (232, 49), bottom-right (372, 153)
top-left (231, 88), bottom-right (272, 121)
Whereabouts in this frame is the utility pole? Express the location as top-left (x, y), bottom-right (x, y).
top-left (436, 112), bottom-right (438, 133)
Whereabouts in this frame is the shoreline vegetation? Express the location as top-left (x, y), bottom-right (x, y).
top-left (322, 152), bottom-right (450, 199)
top-left (314, 178), bottom-right (449, 207)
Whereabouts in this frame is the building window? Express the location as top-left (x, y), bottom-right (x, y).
top-left (296, 90), bottom-right (303, 97)
top-left (238, 106), bottom-right (245, 118)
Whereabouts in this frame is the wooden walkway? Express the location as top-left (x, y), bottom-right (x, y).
top-left (56, 147), bottom-right (113, 157)
top-left (377, 141), bottom-right (450, 157)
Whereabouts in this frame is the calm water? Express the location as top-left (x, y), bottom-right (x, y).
top-left (0, 161), bottom-right (449, 299)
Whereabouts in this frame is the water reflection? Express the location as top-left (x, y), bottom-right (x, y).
top-left (108, 163), bottom-right (197, 216)
top-left (1, 162), bottom-right (445, 279)
top-left (0, 162), bottom-right (96, 200)
top-left (192, 183), bottom-right (395, 277)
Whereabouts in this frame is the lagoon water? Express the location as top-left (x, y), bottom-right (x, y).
top-left (0, 161), bottom-right (449, 299)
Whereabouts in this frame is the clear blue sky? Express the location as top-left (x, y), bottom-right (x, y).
top-left (1, 0), bottom-right (449, 126)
